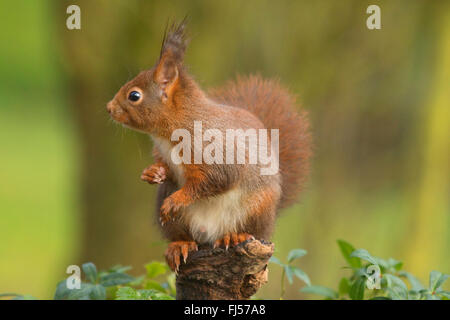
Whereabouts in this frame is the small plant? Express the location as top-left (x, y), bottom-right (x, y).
top-left (296, 240), bottom-right (449, 300)
top-left (1, 261), bottom-right (175, 300)
top-left (113, 261), bottom-right (175, 300)
top-left (269, 248), bottom-right (311, 299)
top-left (60, 261), bottom-right (175, 300)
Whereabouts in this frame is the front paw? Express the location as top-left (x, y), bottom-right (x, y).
top-left (160, 194), bottom-right (185, 225)
top-left (140, 164), bottom-right (167, 184)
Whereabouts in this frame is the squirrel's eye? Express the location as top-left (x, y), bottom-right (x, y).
top-left (128, 91), bottom-right (141, 102)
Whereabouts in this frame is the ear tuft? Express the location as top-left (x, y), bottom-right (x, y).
top-left (154, 17), bottom-right (189, 102)
top-left (160, 17), bottom-right (190, 63)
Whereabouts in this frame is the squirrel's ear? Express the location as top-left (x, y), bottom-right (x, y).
top-left (154, 55), bottom-right (179, 103)
top-left (154, 19), bottom-right (188, 103)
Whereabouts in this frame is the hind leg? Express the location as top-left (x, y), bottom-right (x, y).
top-left (228, 187), bottom-right (279, 244)
top-left (156, 180), bottom-right (199, 272)
top-left (212, 188), bottom-right (278, 249)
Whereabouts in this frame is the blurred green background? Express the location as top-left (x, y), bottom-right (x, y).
top-left (0, 0), bottom-right (448, 299)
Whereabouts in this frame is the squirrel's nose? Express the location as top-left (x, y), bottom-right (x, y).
top-left (106, 101), bottom-right (115, 114)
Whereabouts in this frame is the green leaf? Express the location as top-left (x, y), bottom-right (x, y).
top-left (108, 265), bottom-right (132, 273)
top-left (100, 272), bottom-right (135, 287)
top-left (338, 278), bottom-right (351, 296)
top-left (67, 283), bottom-right (94, 300)
top-left (385, 274), bottom-right (408, 290)
top-left (429, 271), bottom-right (448, 292)
top-left (430, 294), bottom-right (441, 300)
top-left (284, 265), bottom-right (294, 284)
top-left (89, 284), bottom-right (106, 300)
top-left (337, 240), bottom-right (361, 268)
top-left (373, 258), bottom-right (389, 272)
top-left (300, 285), bottom-right (338, 299)
top-left (399, 271), bottom-right (424, 291)
top-left (269, 256), bottom-right (283, 266)
top-left (147, 291), bottom-right (175, 300)
top-left (387, 258), bottom-right (403, 271)
top-left (115, 287), bottom-right (140, 300)
top-left (115, 287), bottom-right (174, 300)
top-left (384, 274), bottom-right (408, 300)
top-left (128, 275), bottom-right (145, 287)
top-left (287, 249), bottom-right (307, 263)
top-left (417, 289), bottom-right (430, 299)
top-left (370, 296), bottom-right (391, 300)
top-left (144, 280), bottom-right (167, 293)
top-left (407, 290), bottom-right (423, 300)
top-left (349, 249), bottom-right (378, 266)
top-left (422, 292), bottom-right (439, 300)
top-left (137, 289), bottom-right (159, 300)
top-left (354, 267), bottom-right (370, 278)
top-left (386, 288), bottom-right (407, 300)
top-left (291, 266), bottom-right (311, 286)
top-left (82, 262), bottom-right (98, 284)
top-left (436, 290), bottom-right (450, 300)
top-left (54, 280), bottom-right (71, 300)
top-left (349, 277), bottom-right (365, 300)
top-left (145, 261), bottom-right (168, 279)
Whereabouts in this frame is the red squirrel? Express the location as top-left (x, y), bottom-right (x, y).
top-left (107, 20), bottom-right (312, 271)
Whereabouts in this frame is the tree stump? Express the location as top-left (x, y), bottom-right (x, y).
top-left (175, 239), bottom-right (274, 300)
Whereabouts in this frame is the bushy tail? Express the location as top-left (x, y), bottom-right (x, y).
top-left (209, 75), bottom-right (312, 209)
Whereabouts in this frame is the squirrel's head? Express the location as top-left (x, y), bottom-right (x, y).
top-left (107, 18), bottom-right (193, 135)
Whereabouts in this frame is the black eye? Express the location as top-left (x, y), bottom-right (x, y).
top-left (128, 91), bottom-right (141, 102)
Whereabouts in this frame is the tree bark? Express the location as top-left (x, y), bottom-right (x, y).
top-left (176, 240), bottom-right (274, 300)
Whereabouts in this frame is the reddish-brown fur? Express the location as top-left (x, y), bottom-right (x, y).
top-left (209, 76), bottom-right (312, 209)
top-left (107, 20), bottom-right (312, 270)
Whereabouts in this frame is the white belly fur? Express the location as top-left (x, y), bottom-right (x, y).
top-left (151, 135), bottom-right (248, 244)
top-left (183, 188), bottom-right (247, 244)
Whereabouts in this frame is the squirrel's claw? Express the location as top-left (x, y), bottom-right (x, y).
top-left (214, 232), bottom-right (254, 250)
top-left (160, 201), bottom-right (175, 225)
top-left (159, 192), bottom-right (186, 225)
top-left (165, 241), bottom-right (198, 272)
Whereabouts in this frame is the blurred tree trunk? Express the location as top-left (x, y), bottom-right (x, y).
top-left (56, 1), bottom-right (163, 271)
top-left (407, 3), bottom-right (450, 277)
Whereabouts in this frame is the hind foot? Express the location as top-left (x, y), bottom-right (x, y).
top-left (213, 232), bottom-right (255, 250)
top-left (165, 241), bottom-right (198, 273)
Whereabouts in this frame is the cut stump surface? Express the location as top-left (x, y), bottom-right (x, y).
top-left (175, 239), bottom-right (274, 300)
